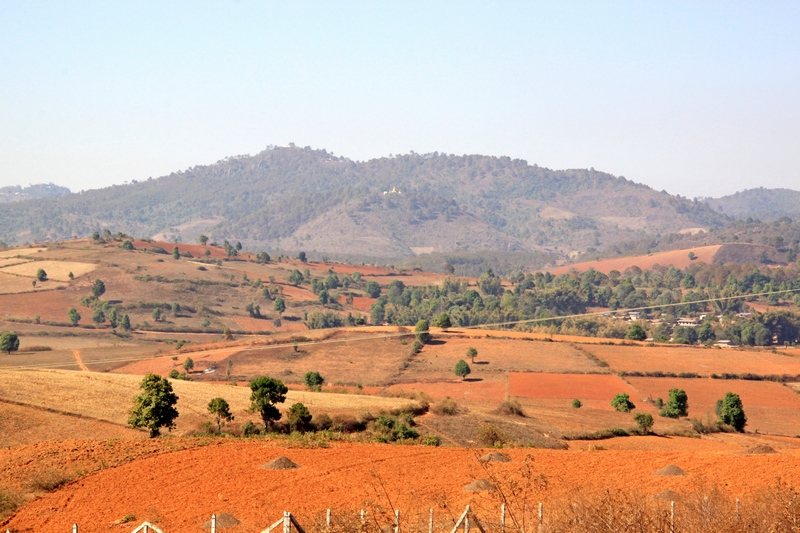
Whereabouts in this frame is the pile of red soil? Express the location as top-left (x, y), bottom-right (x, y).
top-left (262, 456), bottom-right (300, 470)
top-left (651, 490), bottom-right (681, 501)
top-left (652, 465), bottom-right (687, 476)
top-left (478, 452), bottom-right (511, 463)
top-left (740, 445), bottom-right (778, 454)
top-left (464, 479), bottom-right (495, 492)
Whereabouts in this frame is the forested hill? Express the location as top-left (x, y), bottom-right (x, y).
top-left (0, 183), bottom-right (71, 203)
top-left (0, 146), bottom-right (727, 258)
top-left (704, 188), bottom-right (800, 223)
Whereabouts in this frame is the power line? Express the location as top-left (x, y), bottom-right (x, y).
top-left (2, 288), bottom-right (798, 372)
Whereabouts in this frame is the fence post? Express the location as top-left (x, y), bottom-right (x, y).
top-left (464, 510), bottom-right (469, 533)
top-left (73, 525), bottom-right (78, 533)
top-left (361, 510), bottom-right (366, 525)
top-left (429, 509), bottom-right (434, 533)
top-left (284, 511), bottom-right (291, 533)
top-left (500, 504), bottom-right (506, 533)
top-left (670, 501), bottom-right (675, 533)
top-left (736, 498), bottom-right (740, 520)
top-left (394, 510), bottom-right (400, 533)
top-left (327, 509), bottom-right (331, 528)
top-left (212, 514), bottom-right (217, 533)
top-left (538, 503), bottom-right (543, 533)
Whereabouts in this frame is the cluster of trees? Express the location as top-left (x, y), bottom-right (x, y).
top-left (608, 388), bottom-right (746, 432)
top-left (68, 279), bottom-right (132, 329)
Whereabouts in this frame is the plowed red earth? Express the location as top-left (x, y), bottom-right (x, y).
top-left (508, 373), bottom-right (637, 410)
top-left (550, 245), bottom-right (722, 275)
top-left (5, 441), bottom-right (800, 533)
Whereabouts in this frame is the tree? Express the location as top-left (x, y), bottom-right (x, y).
top-left (660, 388), bottom-right (688, 418)
top-left (298, 251), bottom-right (307, 263)
top-left (672, 326), bottom-right (698, 345)
top-left (207, 397), bottom-right (234, 433)
top-left (121, 314), bottom-right (131, 331)
top-left (698, 322), bottom-right (716, 343)
top-left (717, 392), bottom-right (747, 431)
top-left (273, 297), bottom-right (286, 316)
top-left (183, 357), bottom-right (194, 372)
top-left (68, 307), bottom-right (81, 326)
top-left (303, 371), bottom-right (325, 391)
top-left (443, 263), bottom-right (455, 275)
top-left (611, 393), bottom-right (635, 412)
top-left (92, 308), bottom-right (105, 324)
top-left (687, 251), bottom-right (696, 260)
top-left (365, 281), bottom-right (381, 298)
top-left (128, 373), bottom-right (179, 438)
top-left (91, 279), bottom-right (106, 298)
top-left (634, 412), bottom-right (654, 434)
top-left (288, 269), bottom-right (304, 286)
top-left (466, 346), bottom-right (478, 363)
top-left (198, 234), bottom-right (209, 246)
top-left (415, 319), bottom-right (430, 344)
top-left (287, 402), bottom-right (312, 432)
top-left (478, 269), bottom-right (503, 296)
top-left (120, 239), bottom-right (134, 250)
top-left (223, 327), bottom-right (233, 340)
top-left (108, 308), bottom-right (118, 328)
top-left (172, 246), bottom-right (180, 260)
top-left (0, 332), bottom-right (20, 354)
top-left (455, 359), bottom-right (471, 380)
top-left (36, 268), bottom-right (47, 282)
top-left (249, 377), bottom-right (288, 429)
top-left (572, 399), bottom-right (582, 409)
top-left (318, 289), bottom-right (330, 305)
top-left (152, 308), bottom-right (162, 322)
top-left (626, 323), bottom-right (647, 341)
top-left (434, 313), bottom-right (452, 329)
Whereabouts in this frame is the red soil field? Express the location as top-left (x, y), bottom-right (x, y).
top-left (132, 240), bottom-right (232, 259)
top-left (280, 284), bottom-right (319, 301)
top-left (590, 344), bottom-right (800, 376)
top-left (6, 440), bottom-right (800, 533)
top-left (508, 373), bottom-right (638, 410)
top-left (626, 377), bottom-right (800, 436)
top-left (0, 289), bottom-right (77, 322)
top-left (112, 346), bottom-right (245, 376)
top-left (551, 245), bottom-right (722, 275)
top-left (351, 296), bottom-right (375, 312)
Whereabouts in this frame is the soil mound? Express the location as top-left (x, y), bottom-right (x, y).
top-left (203, 513), bottom-right (241, 530)
top-left (650, 490), bottom-right (682, 502)
top-left (478, 452), bottom-right (512, 463)
top-left (740, 445), bottom-right (778, 455)
top-left (261, 456), bottom-right (300, 470)
top-left (464, 479), bottom-right (495, 492)
top-left (652, 465), bottom-right (687, 476)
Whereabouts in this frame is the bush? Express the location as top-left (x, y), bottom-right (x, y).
top-left (633, 413), bottom-right (654, 434)
top-left (611, 393), bottom-right (635, 412)
top-left (454, 359), bottom-right (471, 380)
top-left (421, 435), bottom-right (441, 446)
top-left (431, 397), bottom-right (460, 416)
top-left (717, 392), bottom-right (747, 431)
top-left (572, 399), bottom-right (582, 409)
top-left (497, 399), bottom-right (525, 417)
top-left (477, 423), bottom-right (508, 447)
top-left (303, 371), bottom-right (325, 391)
top-left (659, 388), bottom-right (688, 418)
top-left (242, 420), bottom-right (260, 437)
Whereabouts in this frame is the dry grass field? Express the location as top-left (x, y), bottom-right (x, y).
top-left (0, 272), bottom-right (68, 294)
top-left (0, 369), bottom-right (414, 434)
top-left (0, 247), bottom-right (47, 259)
top-left (0, 260), bottom-right (96, 281)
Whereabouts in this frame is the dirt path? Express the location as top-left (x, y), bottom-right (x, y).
top-left (72, 349), bottom-right (90, 372)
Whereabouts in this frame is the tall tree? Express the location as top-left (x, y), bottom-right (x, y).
top-left (128, 373), bottom-right (180, 438)
top-left (0, 332), bottom-right (20, 354)
top-left (207, 397), bottom-right (234, 433)
top-left (249, 377), bottom-right (288, 429)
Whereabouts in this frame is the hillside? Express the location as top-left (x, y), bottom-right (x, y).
top-left (706, 187), bottom-right (800, 222)
top-left (0, 183), bottom-right (70, 205)
top-left (0, 147), bottom-right (727, 260)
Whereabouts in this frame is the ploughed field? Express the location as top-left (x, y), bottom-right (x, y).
top-left (4, 440), bottom-right (800, 533)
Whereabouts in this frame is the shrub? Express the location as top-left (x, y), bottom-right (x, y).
top-left (421, 435), bottom-right (441, 446)
top-left (303, 371), bottom-right (325, 391)
top-left (35, 268), bottom-right (47, 282)
top-left (454, 359), bottom-right (471, 380)
top-left (497, 399), bottom-right (525, 417)
top-left (572, 399), bottom-right (582, 409)
top-left (717, 392), bottom-right (747, 432)
top-left (477, 423), bottom-right (508, 447)
top-left (633, 413), bottom-right (654, 434)
top-left (659, 388), bottom-right (688, 418)
top-left (611, 393), bottom-right (635, 412)
top-left (242, 420), bottom-right (260, 437)
top-left (287, 402), bottom-right (313, 432)
top-left (431, 397), bottom-right (460, 416)
top-left (314, 413), bottom-right (333, 431)
top-left (415, 319), bottom-right (431, 343)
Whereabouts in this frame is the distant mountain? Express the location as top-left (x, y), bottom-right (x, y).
top-left (0, 147), bottom-right (728, 259)
top-left (705, 187), bottom-right (800, 222)
top-left (0, 183), bottom-right (71, 203)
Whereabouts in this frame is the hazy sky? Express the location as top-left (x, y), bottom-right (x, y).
top-left (1, 2), bottom-right (798, 198)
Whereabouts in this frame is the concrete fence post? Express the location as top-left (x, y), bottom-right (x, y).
top-left (327, 509), bottom-right (331, 527)
top-left (538, 502), bottom-right (543, 533)
top-left (394, 510), bottom-right (400, 533)
top-left (500, 504), bottom-right (506, 533)
top-left (429, 509), bottom-right (434, 533)
top-left (284, 511), bottom-right (291, 533)
top-left (212, 514), bottom-right (216, 533)
top-left (73, 525), bottom-right (78, 533)
top-left (670, 501), bottom-right (675, 533)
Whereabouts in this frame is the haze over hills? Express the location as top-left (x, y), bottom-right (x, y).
top-left (0, 146), bottom-right (730, 258)
top-left (704, 187), bottom-right (800, 223)
top-left (0, 183), bottom-right (71, 203)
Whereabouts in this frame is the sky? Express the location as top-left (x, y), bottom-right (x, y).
top-left (1, 1), bottom-right (799, 198)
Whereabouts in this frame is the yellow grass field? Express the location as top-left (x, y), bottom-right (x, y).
top-left (0, 247), bottom-right (47, 259)
top-left (0, 369), bottom-right (416, 434)
top-left (0, 258), bottom-right (30, 268)
top-left (0, 272), bottom-right (68, 294)
top-left (0, 260), bottom-right (96, 281)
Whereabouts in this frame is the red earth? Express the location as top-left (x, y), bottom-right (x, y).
top-left (508, 373), bottom-right (638, 410)
top-left (5, 440), bottom-right (800, 533)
